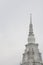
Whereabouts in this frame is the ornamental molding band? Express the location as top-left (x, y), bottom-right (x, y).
top-left (20, 14), bottom-right (43, 65)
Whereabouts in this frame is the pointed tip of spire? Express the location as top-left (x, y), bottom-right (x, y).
top-left (29, 13), bottom-right (34, 36)
top-left (28, 14), bottom-right (35, 43)
top-left (30, 13), bottom-right (32, 16)
top-left (30, 13), bottom-right (32, 24)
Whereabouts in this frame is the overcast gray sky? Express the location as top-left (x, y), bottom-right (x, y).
top-left (0, 0), bottom-right (43, 65)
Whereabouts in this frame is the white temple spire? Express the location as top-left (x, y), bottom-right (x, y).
top-left (21, 14), bottom-right (42, 65)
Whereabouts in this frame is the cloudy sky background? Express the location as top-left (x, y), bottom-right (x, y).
top-left (0, 0), bottom-right (43, 65)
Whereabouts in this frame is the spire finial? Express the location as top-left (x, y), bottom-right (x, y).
top-left (28, 14), bottom-right (35, 43)
top-left (30, 13), bottom-right (32, 24)
top-left (29, 13), bottom-right (33, 36)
